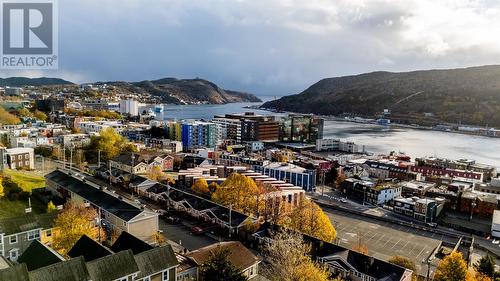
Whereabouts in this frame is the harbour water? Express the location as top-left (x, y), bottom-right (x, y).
top-left (141, 99), bottom-right (500, 167)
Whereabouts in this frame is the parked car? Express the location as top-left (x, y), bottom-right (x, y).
top-left (340, 199), bottom-right (347, 203)
top-left (426, 222), bottom-right (437, 228)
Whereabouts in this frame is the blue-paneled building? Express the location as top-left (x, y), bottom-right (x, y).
top-left (253, 162), bottom-right (316, 192)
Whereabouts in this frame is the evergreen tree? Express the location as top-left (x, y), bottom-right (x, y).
top-left (475, 254), bottom-right (495, 278)
top-left (200, 247), bottom-right (247, 281)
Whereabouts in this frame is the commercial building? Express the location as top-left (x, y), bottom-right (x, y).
top-left (5, 87), bottom-right (22, 96)
top-left (253, 162), bottom-right (316, 192)
top-left (181, 121), bottom-right (217, 149)
top-left (119, 98), bottom-right (139, 116)
top-left (316, 138), bottom-right (363, 153)
top-left (365, 184), bottom-right (402, 205)
top-left (279, 114), bottom-right (324, 143)
top-left (492, 210), bottom-right (500, 238)
top-left (215, 112), bottom-right (280, 142)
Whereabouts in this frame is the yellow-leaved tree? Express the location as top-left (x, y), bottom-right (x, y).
top-left (148, 166), bottom-right (166, 181)
top-left (280, 198), bottom-right (336, 242)
top-left (33, 110), bottom-right (48, 121)
top-left (434, 251), bottom-right (473, 281)
top-left (263, 230), bottom-right (330, 281)
top-left (192, 178), bottom-right (210, 194)
top-left (52, 202), bottom-right (105, 255)
top-left (88, 127), bottom-right (136, 160)
top-left (47, 201), bottom-right (57, 213)
top-left (0, 179), bottom-right (4, 198)
top-left (212, 173), bottom-right (260, 215)
top-left (0, 107), bottom-right (21, 125)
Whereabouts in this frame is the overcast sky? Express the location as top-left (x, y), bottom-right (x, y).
top-left (4, 0), bottom-right (500, 96)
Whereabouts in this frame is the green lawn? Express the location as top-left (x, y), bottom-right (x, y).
top-left (0, 198), bottom-right (45, 219)
top-left (3, 169), bottom-right (45, 193)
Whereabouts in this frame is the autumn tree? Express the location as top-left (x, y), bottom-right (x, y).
top-left (86, 127), bottom-right (137, 161)
top-left (263, 230), bottom-right (330, 281)
top-left (148, 166), bottom-right (166, 181)
top-left (389, 256), bottom-right (416, 281)
top-left (52, 202), bottom-right (105, 255)
top-left (0, 107), bottom-right (21, 125)
top-left (33, 110), bottom-right (48, 121)
top-left (47, 201), bottom-right (57, 213)
top-left (280, 198), bottom-right (336, 242)
top-left (212, 173), bottom-right (260, 215)
top-left (200, 246), bottom-right (247, 281)
top-left (18, 108), bottom-right (33, 118)
top-left (434, 251), bottom-right (472, 281)
top-left (192, 178), bottom-right (210, 194)
top-left (475, 254), bottom-right (495, 278)
top-left (208, 182), bottom-right (219, 193)
top-left (0, 179), bottom-right (4, 198)
top-left (352, 233), bottom-right (369, 255)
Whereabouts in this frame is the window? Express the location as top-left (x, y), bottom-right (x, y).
top-left (143, 277), bottom-right (151, 281)
top-left (9, 249), bottom-right (19, 260)
top-left (45, 229), bottom-right (52, 237)
top-left (9, 235), bottom-right (17, 244)
top-left (28, 230), bottom-right (40, 240)
top-left (162, 271), bottom-right (169, 281)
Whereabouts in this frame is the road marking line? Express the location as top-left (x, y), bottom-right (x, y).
top-left (391, 238), bottom-right (402, 249)
top-left (416, 246), bottom-right (426, 259)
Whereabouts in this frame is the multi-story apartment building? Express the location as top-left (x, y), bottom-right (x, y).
top-left (181, 121), bottom-right (217, 149)
top-left (212, 117), bottom-right (242, 143)
top-left (4, 147), bottom-right (35, 170)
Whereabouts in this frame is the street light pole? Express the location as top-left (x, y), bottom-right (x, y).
top-left (470, 201), bottom-right (477, 221)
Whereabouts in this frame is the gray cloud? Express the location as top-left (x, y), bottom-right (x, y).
top-left (4, 0), bottom-right (500, 96)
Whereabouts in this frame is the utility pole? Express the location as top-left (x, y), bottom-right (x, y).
top-left (63, 145), bottom-right (67, 169)
top-left (228, 204), bottom-right (232, 239)
top-left (69, 145), bottom-right (73, 170)
top-left (109, 161), bottom-right (112, 186)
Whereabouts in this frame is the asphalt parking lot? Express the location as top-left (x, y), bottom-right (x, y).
top-left (324, 207), bottom-right (447, 276)
top-left (159, 219), bottom-right (218, 251)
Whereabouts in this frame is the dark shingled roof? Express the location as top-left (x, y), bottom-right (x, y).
top-left (0, 212), bottom-right (58, 235)
top-left (186, 241), bottom-right (261, 271)
top-left (28, 256), bottom-right (90, 281)
top-left (45, 170), bottom-right (142, 221)
top-left (67, 235), bottom-right (113, 262)
top-left (134, 246), bottom-right (179, 278)
top-left (17, 240), bottom-right (64, 271)
top-left (86, 250), bottom-right (139, 281)
top-left (0, 264), bottom-right (30, 281)
top-left (111, 231), bottom-right (153, 255)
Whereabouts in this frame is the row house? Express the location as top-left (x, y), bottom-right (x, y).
top-left (110, 152), bottom-right (174, 174)
top-left (144, 138), bottom-right (183, 153)
top-left (45, 169), bottom-right (159, 242)
top-left (3, 232), bottom-right (179, 281)
top-left (0, 213), bottom-right (58, 262)
top-left (363, 160), bottom-right (409, 180)
top-left (409, 165), bottom-right (483, 182)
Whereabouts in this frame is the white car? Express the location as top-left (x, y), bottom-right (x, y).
top-left (492, 239), bottom-right (499, 245)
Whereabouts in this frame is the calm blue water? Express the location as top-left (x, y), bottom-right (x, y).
top-left (141, 97), bottom-right (500, 167)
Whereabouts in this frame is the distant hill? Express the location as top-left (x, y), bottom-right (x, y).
top-left (104, 78), bottom-right (261, 104)
top-left (261, 65), bottom-right (500, 127)
top-left (0, 77), bottom-right (73, 87)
